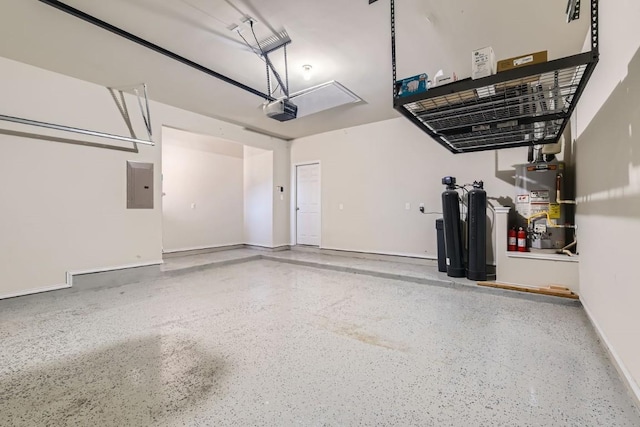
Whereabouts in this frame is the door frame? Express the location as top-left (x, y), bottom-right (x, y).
top-left (292, 161), bottom-right (321, 247)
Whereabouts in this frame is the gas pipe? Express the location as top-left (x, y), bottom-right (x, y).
top-left (517, 227), bottom-right (527, 252)
top-left (508, 227), bottom-right (517, 251)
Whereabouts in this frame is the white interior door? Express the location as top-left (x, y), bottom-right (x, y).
top-left (296, 163), bottom-right (321, 246)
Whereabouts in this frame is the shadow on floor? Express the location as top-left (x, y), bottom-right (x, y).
top-left (0, 334), bottom-right (226, 426)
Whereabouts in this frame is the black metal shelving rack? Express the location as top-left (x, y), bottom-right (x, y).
top-left (391, 0), bottom-right (599, 154)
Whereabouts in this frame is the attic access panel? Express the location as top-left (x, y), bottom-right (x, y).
top-left (394, 52), bottom-right (597, 154)
top-left (291, 81), bottom-right (362, 118)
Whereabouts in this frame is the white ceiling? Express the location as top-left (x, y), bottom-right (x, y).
top-left (0, 0), bottom-right (590, 140)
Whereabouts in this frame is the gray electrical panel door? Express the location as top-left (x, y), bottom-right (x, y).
top-left (127, 161), bottom-right (154, 209)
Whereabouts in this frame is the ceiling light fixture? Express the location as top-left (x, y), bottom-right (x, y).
top-left (302, 65), bottom-right (313, 81)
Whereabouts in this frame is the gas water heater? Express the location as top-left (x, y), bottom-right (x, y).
top-left (514, 161), bottom-right (566, 249)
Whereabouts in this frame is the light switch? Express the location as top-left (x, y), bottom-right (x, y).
top-left (405, 202), bottom-right (411, 210)
top-left (339, 204), bottom-right (344, 210)
top-left (191, 203), bottom-right (196, 209)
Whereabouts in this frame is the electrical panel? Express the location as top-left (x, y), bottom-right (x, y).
top-left (127, 161), bottom-right (154, 209)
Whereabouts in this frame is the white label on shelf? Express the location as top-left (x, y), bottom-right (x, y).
top-left (514, 55), bottom-right (534, 66)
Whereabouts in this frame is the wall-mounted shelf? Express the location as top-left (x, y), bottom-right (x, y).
top-left (389, 0), bottom-right (599, 154)
top-left (394, 52), bottom-right (598, 153)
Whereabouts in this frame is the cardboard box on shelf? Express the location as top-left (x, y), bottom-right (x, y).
top-left (397, 73), bottom-right (429, 97)
top-left (497, 51), bottom-right (548, 73)
top-left (472, 46), bottom-right (496, 80)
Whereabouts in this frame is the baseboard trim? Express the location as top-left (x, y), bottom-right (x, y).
top-left (300, 246), bottom-right (437, 263)
top-left (1, 260), bottom-right (164, 300)
top-left (582, 299), bottom-right (640, 412)
top-left (0, 283), bottom-right (71, 300)
top-left (307, 246), bottom-right (497, 273)
top-left (163, 244), bottom-right (245, 258)
top-left (163, 255), bottom-right (263, 277)
top-left (244, 244), bottom-right (290, 252)
top-left (67, 260), bottom-right (164, 286)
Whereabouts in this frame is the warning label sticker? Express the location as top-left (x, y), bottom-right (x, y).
top-left (527, 164), bottom-right (559, 172)
top-left (530, 190), bottom-right (550, 203)
top-left (530, 203), bottom-right (550, 216)
top-left (549, 203), bottom-right (561, 219)
top-left (515, 194), bottom-right (531, 217)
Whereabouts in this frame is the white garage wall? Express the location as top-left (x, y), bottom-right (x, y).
top-left (574, 0), bottom-right (640, 401)
top-left (272, 142), bottom-right (292, 248)
top-left (291, 117), bottom-right (527, 262)
top-left (244, 146), bottom-right (274, 247)
top-left (161, 128), bottom-right (244, 253)
top-left (153, 111), bottom-right (290, 253)
top-left (0, 56), bottom-right (288, 298)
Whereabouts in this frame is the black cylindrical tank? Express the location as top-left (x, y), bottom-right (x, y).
top-left (442, 188), bottom-right (465, 277)
top-left (467, 181), bottom-right (487, 281)
top-left (435, 218), bottom-right (447, 272)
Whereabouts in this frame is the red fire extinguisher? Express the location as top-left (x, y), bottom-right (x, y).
top-left (508, 227), bottom-right (517, 251)
top-left (517, 227), bottom-right (527, 252)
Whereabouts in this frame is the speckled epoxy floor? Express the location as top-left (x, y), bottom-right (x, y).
top-left (1, 260), bottom-right (639, 426)
top-left (161, 247), bottom-right (482, 289)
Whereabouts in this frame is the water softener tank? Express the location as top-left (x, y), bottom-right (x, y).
top-left (441, 177), bottom-right (465, 277)
top-left (467, 181), bottom-right (487, 281)
top-left (435, 218), bottom-right (447, 272)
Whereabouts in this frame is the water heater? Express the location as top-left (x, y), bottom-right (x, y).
top-left (514, 161), bottom-right (566, 249)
